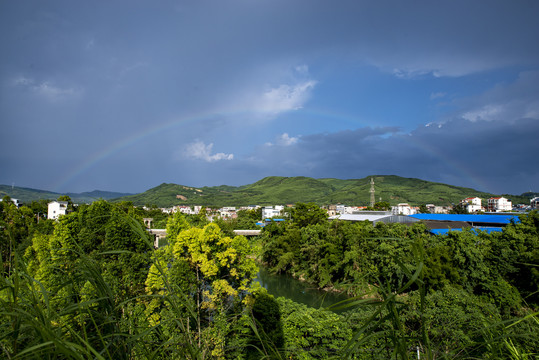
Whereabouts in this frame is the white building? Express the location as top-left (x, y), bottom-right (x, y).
top-left (219, 207), bottom-right (237, 219)
top-left (48, 201), bottom-right (68, 220)
top-left (1, 198), bottom-right (21, 208)
top-left (460, 197), bottom-right (483, 213)
top-left (392, 203), bottom-right (417, 215)
top-left (262, 205), bottom-right (284, 219)
top-left (487, 197), bottom-right (512, 212)
top-left (530, 197), bottom-right (539, 210)
top-left (239, 205), bottom-right (260, 211)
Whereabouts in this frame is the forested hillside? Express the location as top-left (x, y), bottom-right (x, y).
top-left (3, 176), bottom-right (534, 207)
top-left (1, 197), bottom-right (537, 359)
top-left (114, 175), bottom-right (510, 207)
top-left (0, 184), bottom-right (132, 204)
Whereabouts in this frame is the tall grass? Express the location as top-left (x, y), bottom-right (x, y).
top-left (2, 219), bottom-right (537, 359)
top-left (329, 238), bottom-right (538, 360)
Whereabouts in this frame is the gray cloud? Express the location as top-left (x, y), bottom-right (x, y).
top-left (1, 0), bottom-right (538, 194)
top-left (239, 118), bottom-right (538, 194)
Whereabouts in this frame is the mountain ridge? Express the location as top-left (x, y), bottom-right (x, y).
top-left (2, 176), bottom-right (535, 208)
top-left (0, 185), bottom-right (132, 204)
top-left (112, 175), bottom-right (534, 208)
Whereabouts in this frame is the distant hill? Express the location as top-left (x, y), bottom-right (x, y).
top-left (113, 175), bottom-right (530, 208)
top-left (3, 176), bottom-right (534, 208)
top-left (0, 185), bottom-right (132, 205)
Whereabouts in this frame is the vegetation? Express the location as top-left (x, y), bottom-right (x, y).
top-left (1, 199), bottom-right (538, 359)
top-left (113, 175), bottom-right (509, 208)
top-left (0, 185), bottom-right (132, 204)
top-left (259, 204), bottom-right (539, 358)
top-left (3, 176), bottom-right (536, 208)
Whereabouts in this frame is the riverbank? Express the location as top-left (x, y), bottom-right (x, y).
top-left (254, 265), bottom-right (350, 312)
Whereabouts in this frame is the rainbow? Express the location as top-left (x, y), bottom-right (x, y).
top-left (53, 107), bottom-right (492, 193)
top-left (52, 110), bottom-right (227, 191)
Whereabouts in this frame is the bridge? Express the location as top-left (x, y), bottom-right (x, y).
top-left (147, 229), bottom-right (261, 249)
top-left (148, 229), bottom-right (167, 248)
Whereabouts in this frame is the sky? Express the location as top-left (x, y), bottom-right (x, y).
top-left (1, 0), bottom-right (538, 196)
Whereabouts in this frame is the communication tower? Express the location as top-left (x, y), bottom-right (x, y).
top-left (370, 177), bottom-right (375, 208)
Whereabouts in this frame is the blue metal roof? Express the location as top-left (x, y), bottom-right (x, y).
top-left (410, 213), bottom-right (520, 224)
top-left (430, 227), bottom-right (503, 235)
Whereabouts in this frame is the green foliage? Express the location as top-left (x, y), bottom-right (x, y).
top-left (374, 201), bottom-right (391, 211)
top-left (112, 175), bottom-right (501, 208)
top-left (2, 199), bottom-right (538, 359)
top-left (278, 297), bottom-right (351, 359)
top-left (245, 288), bottom-right (285, 359)
top-left (488, 211), bottom-right (539, 306)
top-left (1, 199), bottom-right (53, 277)
top-left (0, 184), bottom-right (131, 204)
top-left (260, 212), bottom-right (539, 358)
top-left (288, 202), bottom-right (328, 228)
top-left (165, 211), bottom-right (190, 247)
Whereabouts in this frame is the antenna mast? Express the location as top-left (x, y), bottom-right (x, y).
top-left (370, 177), bottom-right (375, 208)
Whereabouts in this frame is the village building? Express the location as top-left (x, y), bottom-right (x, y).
top-left (460, 197), bottom-right (483, 213)
top-left (47, 201), bottom-right (68, 220)
top-left (531, 197), bottom-right (539, 210)
top-left (487, 197), bottom-right (512, 212)
top-left (262, 205), bottom-right (284, 220)
top-left (392, 203), bottom-right (417, 215)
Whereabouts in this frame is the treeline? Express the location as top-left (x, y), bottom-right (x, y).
top-left (1, 198), bottom-right (538, 359)
top-left (260, 203), bottom-right (539, 357)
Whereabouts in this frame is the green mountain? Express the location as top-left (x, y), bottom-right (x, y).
top-left (3, 176), bottom-right (533, 208)
top-left (0, 185), bottom-right (132, 205)
top-left (113, 175), bottom-right (526, 208)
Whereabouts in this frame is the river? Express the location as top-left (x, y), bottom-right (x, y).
top-left (254, 266), bottom-right (351, 313)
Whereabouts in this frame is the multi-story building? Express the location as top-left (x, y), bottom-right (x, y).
top-left (392, 203), bottom-right (417, 215)
top-left (219, 207), bottom-right (237, 219)
top-left (1, 198), bottom-right (21, 208)
top-left (531, 197), bottom-right (539, 210)
top-left (460, 197), bottom-right (483, 213)
top-left (262, 205), bottom-right (284, 219)
top-left (48, 201), bottom-right (68, 220)
top-left (487, 197), bottom-right (512, 212)
top-left (326, 205), bottom-right (337, 217)
top-left (336, 204), bottom-right (346, 214)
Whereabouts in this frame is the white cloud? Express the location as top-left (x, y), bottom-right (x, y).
top-left (452, 71), bottom-right (539, 124)
top-left (12, 76), bottom-right (81, 101)
top-left (183, 141), bottom-right (234, 162)
top-left (277, 133), bottom-right (299, 146)
top-left (462, 105), bottom-right (504, 122)
top-left (265, 133), bottom-right (299, 147)
top-left (254, 80), bottom-right (317, 114)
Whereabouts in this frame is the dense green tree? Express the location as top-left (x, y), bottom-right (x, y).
top-left (213, 210), bottom-right (260, 237)
top-left (288, 202), bottom-right (328, 228)
top-left (487, 211), bottom-right (539, 306)
top-left (374, 201), bottom-right (391, 211)
top-left (24, 200), bottom-right (153, 302)
top-left (1, 197), bottom-right (53, 277)
top-left (278, 297), bottom-right (351, 359)
top-left (145, 216), bottom-right (259, 358)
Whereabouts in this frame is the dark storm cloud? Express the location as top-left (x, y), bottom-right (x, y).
top-left (241, 117), bottom-right (538, 195)
top-left (1, 0), bottom-right (538, 193)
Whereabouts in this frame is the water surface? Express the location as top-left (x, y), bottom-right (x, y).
top-left (255, 266), bottom-right (350, 312)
